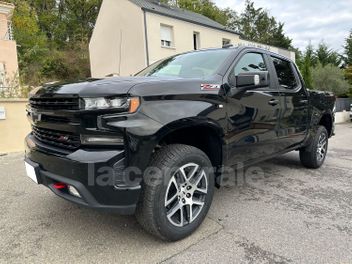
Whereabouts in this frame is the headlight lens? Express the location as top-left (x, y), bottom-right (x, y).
top-left (83, 97), bottom-right (127, 110)
top-left (83, 97), bottom-right (140, 113)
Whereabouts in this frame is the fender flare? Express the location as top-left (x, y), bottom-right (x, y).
top-left (153, 117), bottom-right (225, 144)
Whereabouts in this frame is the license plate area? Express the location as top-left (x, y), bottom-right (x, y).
top-left (25, 161), bottom-right (40, 184)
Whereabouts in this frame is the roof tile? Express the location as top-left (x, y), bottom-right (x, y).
top-left (129, 0), bottom-right (239, 34)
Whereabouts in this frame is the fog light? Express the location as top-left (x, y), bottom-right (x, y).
top-left (81, 135), bottom-right (124, 145)
top-left (68, 185), bottom-right (81, 198)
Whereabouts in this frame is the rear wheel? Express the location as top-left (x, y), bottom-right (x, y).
top-left (300, 126), bottom-right (328, 169)
top-left (136, 144), bottom-right (214, 241)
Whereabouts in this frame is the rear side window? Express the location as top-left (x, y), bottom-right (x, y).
top-left (233, 53), bottom-right (267, 75)
top-left (271, 57), bottom-right (298, 90)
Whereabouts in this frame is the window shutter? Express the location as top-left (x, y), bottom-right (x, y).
top-left (160, 25), bottom-right (172, 42)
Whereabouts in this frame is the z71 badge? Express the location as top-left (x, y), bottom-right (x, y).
top-left (200, 84), bottom-right (221, 91)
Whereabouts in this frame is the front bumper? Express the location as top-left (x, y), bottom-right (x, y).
top-left (25, 134), bottom-right (141, 215)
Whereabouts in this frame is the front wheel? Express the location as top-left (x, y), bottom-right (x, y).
top-left (136, 144), bottom-right (214, 241)
top-left (300, 126), bottom-right (328, 169)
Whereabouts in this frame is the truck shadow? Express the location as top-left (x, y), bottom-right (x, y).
top-left (264, 152), bottom-right (303, 169)
top-left (38, 152), bottom-right (302, 248)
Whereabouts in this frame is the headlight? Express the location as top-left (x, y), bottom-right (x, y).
top-left (82, 97), bottom-right (140, 113)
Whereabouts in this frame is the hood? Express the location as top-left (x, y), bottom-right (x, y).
top-left (32, 77), bottom-right (155, 97)
top-left (31, 76), bottom-right (211, 98)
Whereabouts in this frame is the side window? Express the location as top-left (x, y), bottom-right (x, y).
top-left (271, 57), bottom-right (298, 90)
top-left (233, 53), bottom-right (267, 76)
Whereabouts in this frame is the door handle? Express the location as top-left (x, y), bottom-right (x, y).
top-left (299, 99), bottom-right (308, 104)
top-left (268, 99), bottom-right (279, 106)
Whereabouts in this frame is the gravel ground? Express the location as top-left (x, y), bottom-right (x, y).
top-left (1, 123), bottom-right (352, 264)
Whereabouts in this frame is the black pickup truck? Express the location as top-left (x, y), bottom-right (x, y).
top-left (25, 46), bottom-right (335, 241)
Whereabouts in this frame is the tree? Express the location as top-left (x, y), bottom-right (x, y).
top-left (161, 0), bottom-right (229, 25)
top-left (312, 63), bottom-right (350, 96)
top-left (315, 41), bottom-right (342, 67)
top-left (29, 0), bottom-right (65, 43)
top-left (227, 0), bottom-right (292, 49)
top-left (162, 0), bottom-right (292, 49)
top-left (344, 66), bottom-right (352, 97)
top-left (297, 44), bottom-right (315, 88)
top-left (344, 29), bottom-right (352, 65)
top-left (8, 0), bottom-right (102, 87)
top-left (60, 0), bottom-right (102, 43)
top-left (10, 0), bottom-right (49, 86)
top-left (343, 30), bottom-right (352, 92)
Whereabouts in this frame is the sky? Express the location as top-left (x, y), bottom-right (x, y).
top-left (214, 0), bottom-right (352, 52)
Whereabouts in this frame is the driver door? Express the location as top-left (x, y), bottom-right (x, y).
top-left (225, 51), bottom-right (282, 166)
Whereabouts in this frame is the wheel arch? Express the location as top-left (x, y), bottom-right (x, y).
top-left (318, 111), bottom-right (334, 137)
top-left (154, 118), bottom-right (225, 183)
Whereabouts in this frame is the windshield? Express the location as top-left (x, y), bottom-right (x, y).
top-left (136, 49), bottom-right (233, 79)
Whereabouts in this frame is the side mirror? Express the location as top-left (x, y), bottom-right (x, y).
top-left (228, 71), bottom-right (269, 97)
top-left (236, 71), bottom-right (269, 88)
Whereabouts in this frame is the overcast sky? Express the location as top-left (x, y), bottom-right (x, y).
top-left (214, 0), bottom-right (352, 52)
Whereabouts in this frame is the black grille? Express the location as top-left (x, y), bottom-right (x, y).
top-left (30, 97), bottom-right (79, 110)
top-left (32, 126), bottom-right (80, 150)
top-left (41, 115), bottom-right (71, 124)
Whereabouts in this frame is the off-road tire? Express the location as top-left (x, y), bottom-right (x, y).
top-left (136, 144), bottom-right (214, 241)
top-left (300, 126), bottom-right (328, 169)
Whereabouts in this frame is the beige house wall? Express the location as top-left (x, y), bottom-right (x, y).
top-left (0, 99), bottom-right (30, 153)
top-left (0, 39), bottom-right (18, 82)
top-left (0, 13), bottom-right (7, 36)
top-left (145, 12), bottom-right (241, 64)
top-left (0, 4), bottom-right (19, 87)
top-left (89, 0), bottom-right (146, 78)
top-left (89, 0), bottom-right (296, 78)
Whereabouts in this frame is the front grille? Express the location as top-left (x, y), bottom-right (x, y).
top-left (30, 97), bottom-right (79, 110)
top-left (41, 115), bottom-right (71, 124)
top-left (32, 126), bottom-right (80, 150)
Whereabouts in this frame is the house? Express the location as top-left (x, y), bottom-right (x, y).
top-left (0, 1), bottom-right (18, 89)
top-left (89, 0), bottom-right (295, 78)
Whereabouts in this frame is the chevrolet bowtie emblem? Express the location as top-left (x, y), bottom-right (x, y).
top-left (31, 112), bottom-right (42, 122)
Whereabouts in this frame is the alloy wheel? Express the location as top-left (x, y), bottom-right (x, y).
top-left (316, 133), bottom-right (327, 162)
top-left (164, 163), bottom-right (208, 227)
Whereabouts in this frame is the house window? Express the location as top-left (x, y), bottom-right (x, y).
top-left (7, 21), bottom-right (14, 40)
top-left (222, 38), bottom-right (231, 46)
top-left (193, 32), bottom-right (200, 50)
top-left (0, 63), bottom-right (6, 88)
top-left (160, 25), bottom-right (173, 48)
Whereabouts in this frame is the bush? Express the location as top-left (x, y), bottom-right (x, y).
top-left (41, 44), bottom-right (91, 82)
top-left (312, 63), bottom-right (351, 96)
